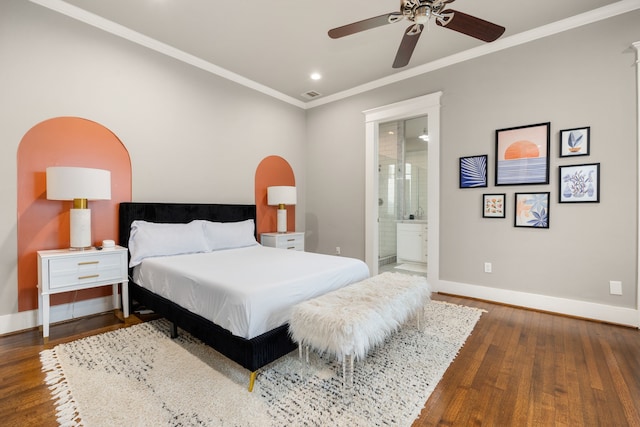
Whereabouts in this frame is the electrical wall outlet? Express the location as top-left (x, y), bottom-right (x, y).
top-left (484, 262), bottom-right (492, 273)
top-left (609, 281), bottom-right (622, 295)
top-left (336, 246), bottom-right (341, 255)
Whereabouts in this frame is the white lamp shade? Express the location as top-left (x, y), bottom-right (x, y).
top-left (267, 186), bottom-right (296, 206)
top-left (46, 167), bottom-right (111, 249)
top-left (46, 167), bottom-right (111, 201)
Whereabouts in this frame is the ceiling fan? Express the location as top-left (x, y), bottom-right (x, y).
top-left (328, 0), bottom-right (505, 68)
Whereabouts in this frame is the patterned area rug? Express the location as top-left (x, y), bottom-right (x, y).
top-left (40, 301), bottom-right (485, 426)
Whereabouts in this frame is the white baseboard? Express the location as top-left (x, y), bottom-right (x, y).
top-left (436, 279), bottom-right (639, 328)
top-left (0, 296), bottom-right (116, 336)
top-left (2, 282), bottom-right (637, 334)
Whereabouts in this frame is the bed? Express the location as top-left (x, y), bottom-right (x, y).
top-left (118, 202), bottom-right (369, 390)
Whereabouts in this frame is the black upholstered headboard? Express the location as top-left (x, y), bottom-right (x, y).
top-left (118, 202), bottom-right (257, 249)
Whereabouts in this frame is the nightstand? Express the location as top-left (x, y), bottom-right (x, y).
top-left (261, 232), bottom-right (305, 251)
top-left (37, 246), bottom-right (129, 340)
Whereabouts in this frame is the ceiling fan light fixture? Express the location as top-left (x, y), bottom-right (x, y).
top-left (414, 6), bottom-right (430, 24)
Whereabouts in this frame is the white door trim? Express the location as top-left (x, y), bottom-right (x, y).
top-left (363, 92), bottom-right (442, 285)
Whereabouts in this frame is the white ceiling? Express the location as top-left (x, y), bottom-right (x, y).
top-left (33, 0), bottom-right (636, 108)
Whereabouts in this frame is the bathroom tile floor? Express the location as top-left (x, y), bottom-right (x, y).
top-left (378, 262), bottom-right (427, 277)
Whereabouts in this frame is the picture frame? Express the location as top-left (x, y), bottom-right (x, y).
top-left (559, 126), bottom-right (590, 157)
top-left (495, 122), bottom-right (550, 186)
top-left (514, 192), bottom-right (550, 228)
top-left (559, 163), bottom-right (600, 203)
top-left (483, 193), bottom-right (506, 218)
top-left (459, 155), bottom-right (488, 188)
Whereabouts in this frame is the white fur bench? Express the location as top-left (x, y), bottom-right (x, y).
top-left (289, 272), bottom-right (430, 386)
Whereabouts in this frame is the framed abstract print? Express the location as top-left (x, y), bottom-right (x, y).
top-left (514, 192), bottom-right (549, 228)
top-left (483, 193), bottom-right (506, 218)
top-left (459, 155), bottom-right (488, 188)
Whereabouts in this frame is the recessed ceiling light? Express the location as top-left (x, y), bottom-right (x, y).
top-left (310, 72), bottom-right (322, 81)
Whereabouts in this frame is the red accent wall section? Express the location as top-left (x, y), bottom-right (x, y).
top-left (17, 117), bottom-right (132, 311)
top-left (254, 156), bottom-right (296, 240)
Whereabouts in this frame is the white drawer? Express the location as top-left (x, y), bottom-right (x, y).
top-left (48, 252), bottom-right (123, 289)
top-left (261, 232), bottom-right (305, 251)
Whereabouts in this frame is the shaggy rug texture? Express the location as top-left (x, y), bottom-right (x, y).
top-left (40, 300), bottom-right (485, 426)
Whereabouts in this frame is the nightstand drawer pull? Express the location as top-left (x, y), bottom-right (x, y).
top-left (78, 274), bottom-right (100, 280)
top-left (78, 261), bottom-right (99, 266)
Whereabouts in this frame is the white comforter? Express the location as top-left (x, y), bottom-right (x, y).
top-left (132, 245), bottom-right (370, 339)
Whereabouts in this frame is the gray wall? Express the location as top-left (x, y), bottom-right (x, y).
top-left (306, 11), bottom-right (639, 309)
top-left (0, 0), bottom-right (306, 317)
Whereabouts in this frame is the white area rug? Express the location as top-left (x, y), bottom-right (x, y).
top-left (395, 262), bottom-right (428, 273)
top-left (40, 301), bottom-right (485, 426)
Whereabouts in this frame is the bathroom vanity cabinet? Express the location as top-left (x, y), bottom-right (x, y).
top-left (397, 222), bottom-right (427, 263)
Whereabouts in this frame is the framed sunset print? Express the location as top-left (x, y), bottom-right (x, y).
top-left (495, 122), bottom-right (550, 186)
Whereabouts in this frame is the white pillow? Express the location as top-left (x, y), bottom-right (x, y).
top-left (128, 220), bottom-right (209, 267)
top-left (201, 219), bottom-right (258, 251)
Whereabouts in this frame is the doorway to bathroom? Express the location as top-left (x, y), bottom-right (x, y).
top-left (378, 115), bottom-right (428, 274)
top-left (364, 91), bottom-right (440, 281)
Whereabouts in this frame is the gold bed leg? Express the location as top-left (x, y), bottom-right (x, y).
top-left (248, 371), bottom-right (257, 392)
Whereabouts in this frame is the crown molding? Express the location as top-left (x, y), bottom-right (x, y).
top-left (307, 0), bottom-right (640, 108)
top-left (29, 0), bottom-right (640, 110)
top-left (28, 0), bottom-right (306, 109)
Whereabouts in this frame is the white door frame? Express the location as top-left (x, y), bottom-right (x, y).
top-left (633, 41), bottom-right (640, 327)
top-left (363, 92), bottom-right (442, 286)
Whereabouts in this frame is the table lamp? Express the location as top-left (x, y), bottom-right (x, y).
top-left (46, 166), bottom-right (111, 249)
top-left (267, 186), bottom-right (296, 233)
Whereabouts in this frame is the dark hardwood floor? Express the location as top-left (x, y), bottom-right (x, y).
top-left (1, 294), bottom-right (639, 426)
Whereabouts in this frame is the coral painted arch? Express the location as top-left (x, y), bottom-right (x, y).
top-left (254, 156), bottom-right (296, 240)
top-left (17, 117), bottom-right (131, 311)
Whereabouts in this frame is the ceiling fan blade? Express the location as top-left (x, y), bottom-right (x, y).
top-left (436, 9), bottom-right (505, 42)
top-left (328, 13), bottom-right (398, 39)
top-left (393, 24), bottom-right (423, 69)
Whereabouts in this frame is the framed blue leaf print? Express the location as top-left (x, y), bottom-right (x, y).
top-left (459, 155), bottom-right (488, 188)
top-left (560, 127), bottom-right (590, 157)
top-left (514, 192), bottom-right (550, 228)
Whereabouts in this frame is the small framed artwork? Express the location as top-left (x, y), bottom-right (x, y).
top-left (514, 192), bottom-right (550, 228)
top-left (495, 122), bottom-right (550, 186)
top-left (559, 127), bottom-right (590, 157)
top-left (559, 163), bottom-right (600, 203)
top-left (459, 155), bottom-right (488, 188)
top-left (483, 193), bottom-right (506, 218)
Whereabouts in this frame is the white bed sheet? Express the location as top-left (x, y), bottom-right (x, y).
top-left (132, 245), bottom-right (370, 339)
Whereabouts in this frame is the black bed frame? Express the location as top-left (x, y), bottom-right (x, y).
top-left (118, 202), bottom-right (297, 389)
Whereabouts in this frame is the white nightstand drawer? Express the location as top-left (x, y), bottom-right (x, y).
top-left (261, 232), bottom-right (305, 251)
top-left (277, 236), bottom-right (304, 251)
top-left (48, 252), bottom-right (123, 289)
